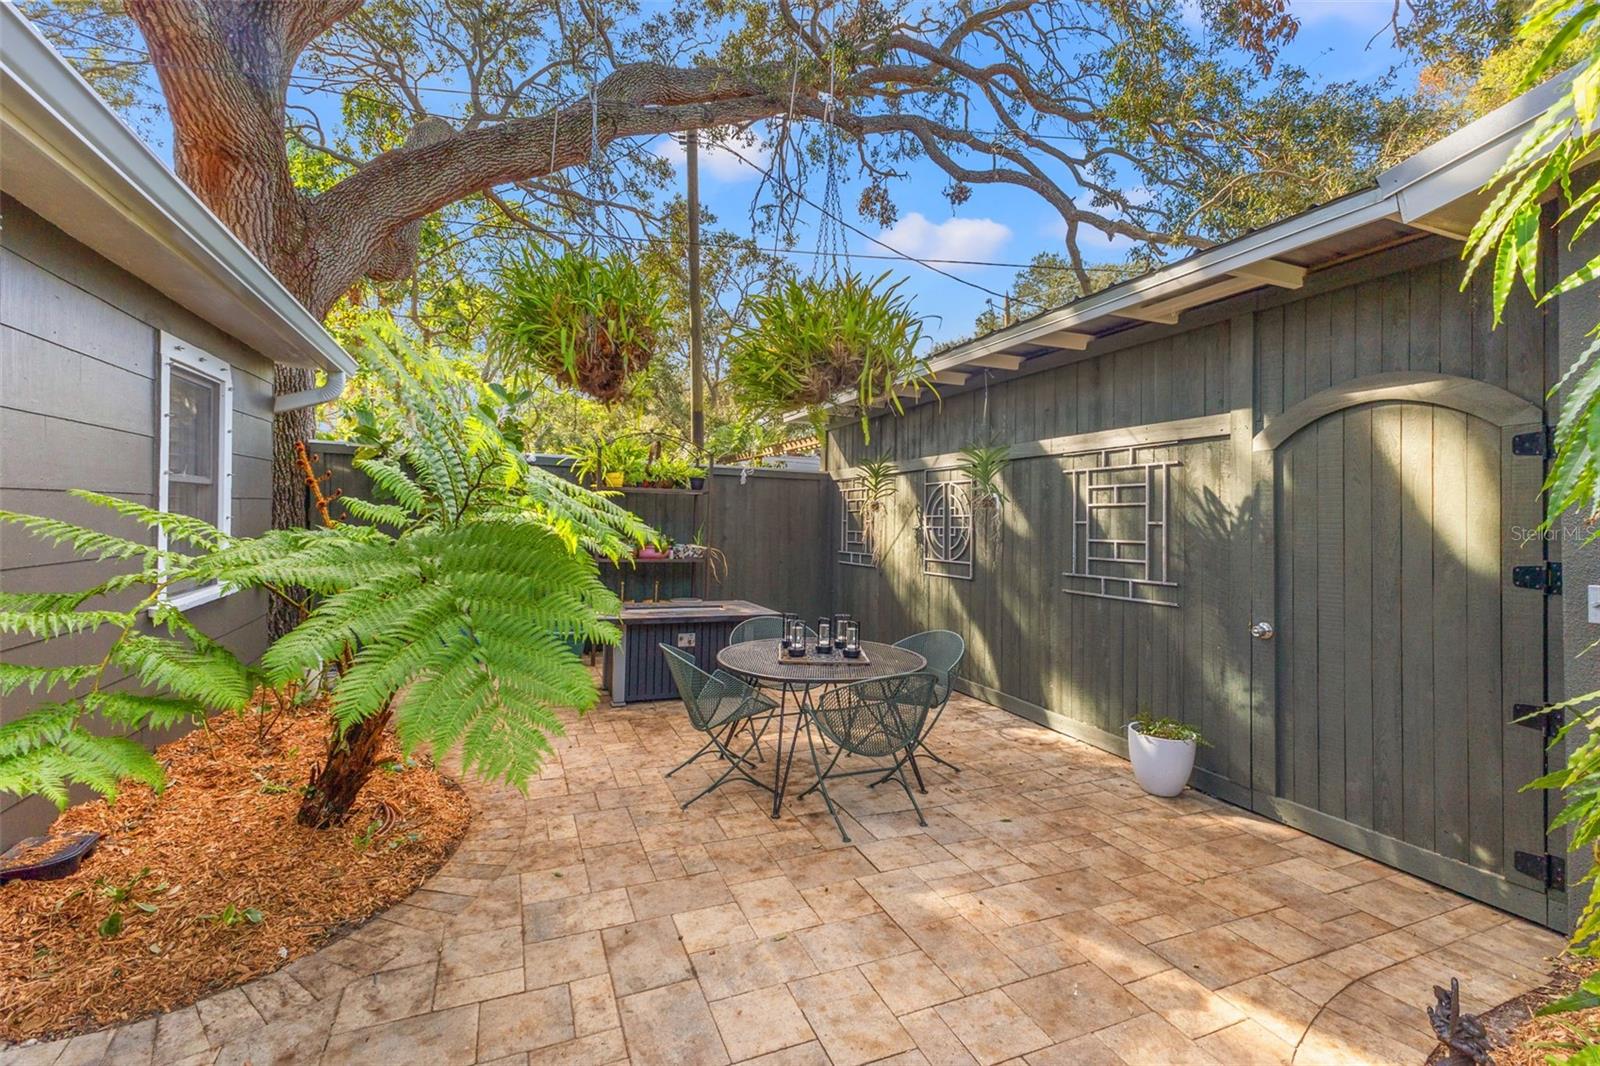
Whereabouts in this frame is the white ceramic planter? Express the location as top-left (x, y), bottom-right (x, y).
top-left (1127, 723), bottom-right (1196, 797)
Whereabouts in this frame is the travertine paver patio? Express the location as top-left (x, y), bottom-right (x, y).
top-left (7, 690), bottom-right (1563, 1066)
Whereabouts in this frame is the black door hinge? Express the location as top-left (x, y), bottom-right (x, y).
top-left (1513, 702), bottom-right (1564, 737)
top-left (1512, 426), bottom-right (1556, 458)
top-left (1513, 561), bottom-right (1563, 594)
top-left (1515, 850), bottom-right (1567, 891)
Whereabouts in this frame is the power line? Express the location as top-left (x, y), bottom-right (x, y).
top-left (427, 212), bottom-right (1094, 276)
top-left (48, 25), bottom-right (1227, 148)
top-left (50, 24), bottom-right (1126, 306)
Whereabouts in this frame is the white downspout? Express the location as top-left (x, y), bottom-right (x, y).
top-left (273, 369), bottom-right (348, 413)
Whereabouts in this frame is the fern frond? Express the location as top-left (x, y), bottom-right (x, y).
top-left (85, 690), bottom-right (204, 732)
top-left (0, 607), bottom-right (136, 638)
top-left (0, 507), bottom-right (158, 564)
top-left (0, 728), bottom-right (164, 808)
top-left (111, 635), bottom-right (252, 713)
top-left (0, 662), bottom-right (99, 697)
top-left (70, 490), bottom-right (225, 550)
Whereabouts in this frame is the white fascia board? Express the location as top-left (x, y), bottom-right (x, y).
top-left (0, 7), bottom-right (356, 377)
top-left (1379, 68), bottom-right (1577, 226)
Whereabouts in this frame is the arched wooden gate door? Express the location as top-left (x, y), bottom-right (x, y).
top-left (1251, 372), bottom-right (1555, 923)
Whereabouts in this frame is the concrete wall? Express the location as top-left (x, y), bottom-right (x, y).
top-left (0, 195), bottom-right (277, 847)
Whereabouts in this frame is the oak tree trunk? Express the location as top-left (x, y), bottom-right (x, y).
top-left (297, 703), bottom-right (395, 828)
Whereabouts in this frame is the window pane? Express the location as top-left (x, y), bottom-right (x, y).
top-left (166, 366), bottom-right (220, 530)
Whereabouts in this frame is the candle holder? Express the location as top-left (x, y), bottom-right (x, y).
top-left (833, 613), bottom-right (850, 649)
top-left (787, 620), bottom-right (807, 656)
top-left (843, 622), bottom-right (861, 659)
top-left (817, 618), bottom-right (833, 655)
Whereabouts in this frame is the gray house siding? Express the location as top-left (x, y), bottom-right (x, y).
top-left (826, 234), bottom-right (1568, 927)
top-left (0, 195), bottom-right (275, 847)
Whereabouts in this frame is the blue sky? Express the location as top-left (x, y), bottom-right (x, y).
top-left (84, 0), bottom-right (1416, 349)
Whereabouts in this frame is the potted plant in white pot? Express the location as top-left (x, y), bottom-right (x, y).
top-left (1126, 710), bottom-right (1207, 797)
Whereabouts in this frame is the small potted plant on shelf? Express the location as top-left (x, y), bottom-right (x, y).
top-left (1126, 709), bottom-right (1207, 797)
top-left (636, 538), bottom-right (671, 561)
top-left (645, 454), bottom-right (704, 489)
top-left (669, 527), bottom-right (728, 581)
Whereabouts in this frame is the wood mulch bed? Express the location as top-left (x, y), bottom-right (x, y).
top-left (1491, 955), bottom-right (1599, 1066)
top-left (0, 700), bottom-right (471, 1045)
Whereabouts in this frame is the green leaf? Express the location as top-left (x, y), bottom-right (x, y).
top-left (98, 912), bottom-right (123, 938)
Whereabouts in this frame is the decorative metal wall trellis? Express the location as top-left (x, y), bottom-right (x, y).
top-left (1062, 445), bottom-right (1180, 607)
top-left (921, 469), bottom-right (973, 579)
top-left (838, 478), bottom-right (876, 567)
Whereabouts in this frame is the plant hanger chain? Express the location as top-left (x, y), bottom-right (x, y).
top-left (812, 1), bottom-right (850, 281)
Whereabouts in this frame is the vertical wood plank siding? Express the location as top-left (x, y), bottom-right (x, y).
top-left (824, 235), bottom-right (1558, 923)
top-left (0, 196), bottom-right (278, 847)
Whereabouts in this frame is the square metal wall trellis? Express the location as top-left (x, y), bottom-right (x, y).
top-left (1062, 445), bottom-right (1180, 607)
top-left (921, 469), bottom-right (973, 580)
top-left (838, 478), bottom-right (876, 567)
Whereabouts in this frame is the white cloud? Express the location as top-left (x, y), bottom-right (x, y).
top-left (654, 134), bottom-right (770, 182)
top-left (874, 213), bottom-right (1011, 269)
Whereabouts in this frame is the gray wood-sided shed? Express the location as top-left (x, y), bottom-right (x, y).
top-left (817, 76), bottom-right (1596, 932)
top-left (0, 11), bottom-right (357, 848)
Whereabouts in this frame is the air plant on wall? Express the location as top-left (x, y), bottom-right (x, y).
top-left (858, 455), bottom-right (897, 560)
top-left (958, 441), bottom-right (1010, 547)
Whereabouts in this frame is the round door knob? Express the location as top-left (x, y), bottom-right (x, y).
top-left (1249, 621), bottom-right (1275, 640)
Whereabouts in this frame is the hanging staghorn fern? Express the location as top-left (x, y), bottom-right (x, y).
top-left (489, 247), bottom-right (668, 404)
top-left (0, 326), bottom-right (660, 827)
top-left (725, 271), bottom-right (930, 440)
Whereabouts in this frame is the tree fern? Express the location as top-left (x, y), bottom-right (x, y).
top-left (0, 323), bottom-right (658, 822)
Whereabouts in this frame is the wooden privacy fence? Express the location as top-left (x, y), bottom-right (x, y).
top-left (302, 442), bottom-right (835, 622)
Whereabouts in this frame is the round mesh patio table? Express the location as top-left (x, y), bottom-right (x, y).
top-left (716, 639), bottom-right (925, 819)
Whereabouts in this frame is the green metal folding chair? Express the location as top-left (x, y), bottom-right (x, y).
top-left (729, 615), bottom-right (782, 643)
top-left (659, 644), bottom-right (778, 808)
top-left (873, 629), bottom-right (965, 792)
top-left (729, 616), bottom-right (815, 644)
top-left (800, 673), bottom-right (936, 842)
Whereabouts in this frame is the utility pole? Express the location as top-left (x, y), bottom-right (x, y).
top-left (686, 131), bottom-right (705, 451)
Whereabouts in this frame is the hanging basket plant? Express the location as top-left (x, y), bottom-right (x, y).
top-left (726, 271), bottom-right (929, 435)
top-left (490, 248), bottom-right (667, 404)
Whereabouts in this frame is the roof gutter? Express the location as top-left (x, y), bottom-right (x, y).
top-left (274, 369), bottom-right (349, 413)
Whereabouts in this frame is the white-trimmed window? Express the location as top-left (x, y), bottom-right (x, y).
top-left (158, 332), bottom-right (233, 609)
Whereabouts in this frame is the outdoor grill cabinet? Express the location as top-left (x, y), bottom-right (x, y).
top-left (602, 599), bottom-right (777, 704)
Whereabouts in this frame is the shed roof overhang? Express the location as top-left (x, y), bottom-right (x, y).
top-left (789, 69), bottom-right (1577, 424)
top-left (0, 7), bottom-right (356, 377)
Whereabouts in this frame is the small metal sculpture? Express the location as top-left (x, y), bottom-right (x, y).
top-left (1427, 978), bottom-right (1495, 1065)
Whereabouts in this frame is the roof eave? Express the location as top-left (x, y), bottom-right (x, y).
top-left (792, 70), bottom-right (1578, 423)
